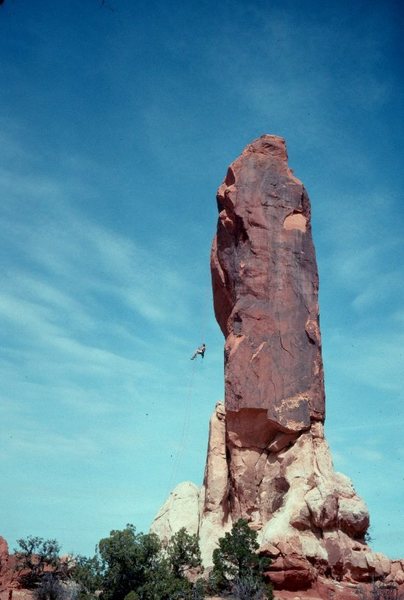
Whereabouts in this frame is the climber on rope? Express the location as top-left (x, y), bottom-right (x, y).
top-left (190, 343), bottom-right (206, 360)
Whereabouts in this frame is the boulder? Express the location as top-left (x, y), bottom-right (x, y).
top-left (268, 554), bottom-right (317, 590)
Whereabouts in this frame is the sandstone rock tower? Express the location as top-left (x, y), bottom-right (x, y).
top-left (151, 136), bottom-right (403, 591)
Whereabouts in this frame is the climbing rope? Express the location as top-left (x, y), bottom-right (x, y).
top-left (166, 270), bottom-right (215, 497)
top-left (164, 280), bottom-right (212, 499)
top-left (166, 357), bottom-right (198, 497)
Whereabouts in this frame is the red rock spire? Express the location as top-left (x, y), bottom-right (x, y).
top-left (152, 136), bottom-right (404, 592)
top-left (211, 135), bottom-right (324, 433)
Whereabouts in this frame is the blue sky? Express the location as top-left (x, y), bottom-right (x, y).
top-left (0, 0), bottom-right (403, 559)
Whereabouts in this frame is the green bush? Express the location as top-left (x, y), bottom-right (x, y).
top-left (190, 579), bottom-right (206, 600)
top-left (136, 559), bottom-right (192, 599)
top-left (15, 525), bottom-right (205, 600)
top-left (123, 592), bottom-right (140, 600)
top-left (71, 554), bottom-right (102, 600)
top-left (210, 519), bottom-right (272, 599)
top-left (97, 524), bottom-right (162, 600)
top-left (96, 524), bottom-right (203, 600)
top-left (166, 528), bottom-right (202, 578)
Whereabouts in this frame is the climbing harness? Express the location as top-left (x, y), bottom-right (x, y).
top-left (190, 343), bottom-right (206, 360)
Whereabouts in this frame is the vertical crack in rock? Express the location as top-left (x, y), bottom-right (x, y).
top-left (151, 135), bottom-right (404, 591)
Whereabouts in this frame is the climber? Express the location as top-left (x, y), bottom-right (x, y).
top-left (190, 343), bottom-right (206, 360)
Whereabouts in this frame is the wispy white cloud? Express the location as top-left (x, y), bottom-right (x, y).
top-left (329, 417), bottom-right (403, 435)
top-left (353, 447), bottom-right (384, 463)
top-left (1, 188), bottom-right (195, 331)
top-left (4, 428), bottom-right (99, 460)
top-left (351, 270), bottom-right (403, 311)
top-left (0, 140), bottom-right (210, 525)
top-left (319, 193), bottom-right (404, 396)
top-left (326, 326), bottom-right (404, 394)
top-left (198, 5), bottom-right (394, 153)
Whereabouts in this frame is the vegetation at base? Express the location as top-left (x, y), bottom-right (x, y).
top-left (15, 525), bottom-right (203, 600)
top-left (96, 524), bottom-right (202, 600)
top-left (209, 518), bottom-right (273, 599)
top-left (14, 536), bottom-right (67, 589)
top-left (166, 527), bottom-right (201, 579)
top-left (14, 519), bottom-right (273, 599)
top-left (72, 555), bottom-right (102, 600)
top-left (34, 574), bottom-right (80, 600)
top-left (356, 580), bottom-right (403, 600)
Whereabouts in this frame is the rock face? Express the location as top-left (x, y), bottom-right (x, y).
top-left (151, 135), bottom-right (403, 593)
top-left (0, 537), bottom-right (22, 600)
top-left (211, 135), bottom-right (324, 432)
top-left (151, 481), bottom-right (200, 541)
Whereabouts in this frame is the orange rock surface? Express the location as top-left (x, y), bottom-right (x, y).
top-left (212, 135), bottom-right (324, 430)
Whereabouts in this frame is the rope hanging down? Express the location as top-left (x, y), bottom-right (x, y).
top-left (166, 357), bottom-right (199, 496)
top-left (165, 283), bottom-right (212, 498)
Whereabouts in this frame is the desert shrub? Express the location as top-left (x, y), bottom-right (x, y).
top-left (71, 554), bottom-right (102, 600)
top-left (231, 574), bottom-right (271, 600)
top-left (189, 579), bottom-right (206, 600)
top-left (16, 524), bottom-right (205, 600)
top-left (356, 581), bottom-right (403, 600)
top-left (209, 519), bottom-right (272, 599)
top-left (14, 537), bottom-right (64, 589)
top-left (96, 524), bottom-right (204, 600)
top-left (35, 574), bottom-right (66, 600)
top-left (123, 593), bottom-right (140, 600)
top-left (34, 574), bottom-right (79, 600)
top-left (135, 559), bottom-right (192, 599)
top-left (63, 581), bottom-right (81, 600)
top-left (166, 528), bottom-right (202, 578)
top-left (97, 524), bottom-right (162, 600)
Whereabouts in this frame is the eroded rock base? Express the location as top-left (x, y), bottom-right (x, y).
top-left (151, 404), bottom-right (404, 590)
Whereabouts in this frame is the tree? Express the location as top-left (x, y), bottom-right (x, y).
top-left (210, 519), bottom-right (272, 599)
top-left (166, 528), bottom-right (201, 578)
top-left (71, 555), bottom-right (102, 600)
top-left (97, 524), bottom-right (162, 600)
top-left (95, 524), bottom-right (204, 600)
top-left (14, 525), bottom-right (204, 600)
top-left (134, 558), bottom-right (192, 600)
top-left (14, 536), bottom-right (64, 589)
